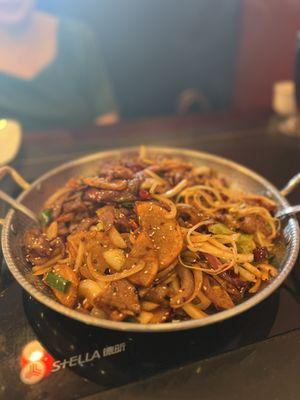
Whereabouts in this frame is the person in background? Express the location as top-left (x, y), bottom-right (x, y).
top-left (0, 0), bottom-right (119, 128)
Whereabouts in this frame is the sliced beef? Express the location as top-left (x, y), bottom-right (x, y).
top-left (94, 279), bottom-right (140, 316)
top-left (56, 212), bottom-right (75, 223)
top-left (24, 229), bottom-right (53, 257)
top-left (98, 164), bottom-right (134, 180)
top-left (221, 270), bottom-right (249, 292)
top-left (74, 217), bottom-right (98, 232)
top-left (24, 229), bottom-right (65, 265)
top-left (127, 174), bottom-right (143, 195)
top-left (139, 284), bottom-right (170, 305)
top-left (57, 222), bottom-right (70, 236)
top-left (213, 275), bottom-right (243, 301)
top-left (83, 188), bottom-right (137, 203)
top-left (96, 205), bottom-right (116, 230)
top-left (203, 253), bottom-right (246, 299)
top-left (114, 207), bottom-right (138, 232)
top-left (123, 158), bottom-right (149, 173)
top-left (63, 192), bottom-right (87, 213)
top-left (239, 215), bottom-right (269, 236)
top-left (177, 205), bottom-right (201, 226)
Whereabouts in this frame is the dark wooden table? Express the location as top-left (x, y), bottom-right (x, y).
top-left (14, 109), bottom-right (300, 204)
top-left (1, 111), bottom-right (300, 400)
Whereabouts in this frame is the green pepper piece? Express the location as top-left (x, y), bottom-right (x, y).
top-left (45, 271), bottom-right (71, 293)
top-left (208, 223), bottom-right (233, 235)
top-left (38, 208), bottom-right (53, 226)
top-left (237, 233), bottom-right (256, 254)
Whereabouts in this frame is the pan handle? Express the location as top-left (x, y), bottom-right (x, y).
top-left (0, 166), bottom-right (32, 225)
top-left (280, 173), bottom-right (300, 197)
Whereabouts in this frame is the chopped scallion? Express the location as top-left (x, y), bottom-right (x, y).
top-left (45, 271), bottom-right (71, 293)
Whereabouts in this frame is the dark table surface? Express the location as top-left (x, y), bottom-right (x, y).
top-left (1, 111), bottom-right (300, 400)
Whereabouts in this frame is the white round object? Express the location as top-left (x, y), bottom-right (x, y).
top-left (0, 119), bottom-right (22, 166)
top-left (272, 80), bottom-right (297, 116)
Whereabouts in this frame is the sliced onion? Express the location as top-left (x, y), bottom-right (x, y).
top-left (78, 279), bottom-right (107, 304)
top-left (108, 226), bottom-right (127, 249)
top-left (103, 248), bottom-right (126, 271)
top-left (90, 307), bottom-right (107, 319)
top-left (137, 311), bottom-right (154, 324)
top-left (46, 221), bottom-right (58, 240)
top-left (87, 253), bottom-right (145, 282)
top-left (141, 301), bottom-right (159, 311)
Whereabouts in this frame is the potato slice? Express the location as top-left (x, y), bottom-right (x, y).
top-left (50, 264), bottom-right (79, 308)
top-left (127, 231), bottom-right (159, 287)
top-left (136, 202), bottom-right (183, 270)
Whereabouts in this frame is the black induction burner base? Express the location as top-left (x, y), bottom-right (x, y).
top-left (23, 290), bottom-right (279, 388)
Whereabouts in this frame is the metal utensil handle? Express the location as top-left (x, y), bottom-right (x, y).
top-left (0, 166), bottom-right (35, 225)
top-left (276, 205), bottom-right (300, 218)
top-left (278, 173), bottom-right (300, 219)
top-left (280, 173), bottom-right (300, 197)
top-left (0, 189), bottom-right (38, 223)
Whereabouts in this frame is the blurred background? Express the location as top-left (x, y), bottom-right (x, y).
top-left (36, 0), bottom-right (300, 119)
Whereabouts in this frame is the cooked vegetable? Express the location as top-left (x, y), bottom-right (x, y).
top-left (237, 233), bottom-right (256, 254)
top-left (103, 249), bottom-right (126, 271)
top-left (78, 279), bottom-right (107, 304)
top-left (39, 209), bottom-right (53, 226)
top-left (141, 301), bottom-right (159, 311)
top-left (45, 271), bottom-right (71, 293)
top-left (46, 221), bottom-right (58, 240)
top-left (90, 221), bottom-right (105, 232)
top-left (208, 223), bottom-right (233, 235)
top-left (46, 264), bottom-right (79, 308)
top-left (108, 226), bottom-right (127, 249)
top-left (137, 310), bottom-right (154, 324)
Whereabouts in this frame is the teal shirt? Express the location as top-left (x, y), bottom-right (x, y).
top-left (0, 19), bottom-right (117, 128)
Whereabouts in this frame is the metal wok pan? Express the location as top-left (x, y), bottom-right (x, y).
top-left (1, 146), bottom-right (300, 332)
